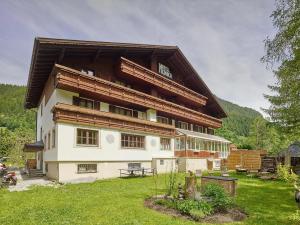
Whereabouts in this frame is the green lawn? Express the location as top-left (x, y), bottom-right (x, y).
top-left (0, 173), bottom-right (298, 225)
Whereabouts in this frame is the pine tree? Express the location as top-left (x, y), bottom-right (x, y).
top-left (262, 0), bottom-right (300, 136)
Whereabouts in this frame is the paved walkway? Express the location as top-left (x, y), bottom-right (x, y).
top-left (8, 170), bottom-right (59, 192)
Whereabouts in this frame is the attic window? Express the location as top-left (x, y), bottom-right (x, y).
top-left (158, 63), bottom-right (172, 79)
top-left (81, 68), bottom-right (95, 76)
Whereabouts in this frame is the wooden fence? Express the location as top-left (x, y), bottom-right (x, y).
top-left (225, 150), bottom-right (267, 170)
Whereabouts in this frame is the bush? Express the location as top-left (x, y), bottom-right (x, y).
top-left (277, 164), bottom-right (299, 183)
top-left (175, 199), bottom-right (212, 216)
top-left (154, 198), bottom-right (213, 218)
top-left (203, 183), bottom-right (233, 212)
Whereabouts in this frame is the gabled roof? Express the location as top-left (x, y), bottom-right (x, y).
top-left (25, 37), bottom-right (226, 118)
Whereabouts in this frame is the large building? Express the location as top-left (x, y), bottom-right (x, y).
top-left (24, 38), bottom-right (230, 183)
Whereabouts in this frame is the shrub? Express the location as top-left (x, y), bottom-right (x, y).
top-left (175, 199), bottom-right (212, 216)
top-left (203, 183), bottom-right (233, 212)
top-left (277, 164), bottom-right (299, 184)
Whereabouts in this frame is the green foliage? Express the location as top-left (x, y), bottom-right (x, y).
top-left (0, 84), bottom-right (35, 131)
top-left (202, 183), bottom-right (234, 212)
top-left (165, 168), bottom-right (177, 197)
top-left (288, 210), bottom-right (300, 224)
top-left (216, 97), bottom-right (262, 138)
top-left (0, 84), bottom-right (35, 165)
top-left (277, 164), bottom-right (299, 184)
top-left (262, 0), bottom-right (300, 137)
top-left (154, 199), bottom-right (176, 208)
top-left (175, 199), bottom-right (213, 216)
top-left (0, 173), bottom-right (297, 225)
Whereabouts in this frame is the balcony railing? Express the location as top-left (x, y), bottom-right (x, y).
top-left (119, 57), bottom-right (207, 106)
top-left (52, 103), bottom-right (176, 136)
top-left (53, 64), bottom-right (222, 128)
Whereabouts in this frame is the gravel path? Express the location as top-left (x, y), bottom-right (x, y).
top-left (8, 170), bottom-right (59, 192)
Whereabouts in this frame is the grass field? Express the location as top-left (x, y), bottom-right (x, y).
top-left (0, 173), bottom-right (298, 225)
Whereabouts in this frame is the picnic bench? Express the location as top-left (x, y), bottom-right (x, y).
top-left (119, 163), bottom-right (155, 177)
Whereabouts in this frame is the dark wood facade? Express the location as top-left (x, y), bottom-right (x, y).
top-left (25, 38), bottom-right (227, 135)
top-left (53, 103), bottom-right (175, 136)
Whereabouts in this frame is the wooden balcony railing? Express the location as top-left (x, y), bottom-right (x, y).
top-left (53, 64), bottom-right (222, 128)
top-left (52, 103), bottom-right (176, 136)
top-left (119, 57), bottom-right (207, 106)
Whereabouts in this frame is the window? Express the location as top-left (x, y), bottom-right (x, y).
top-left (81, 68), bottom-right (95, 76)
top-left (160, 160), bottom-right (164, 165)
top-left (76, 129), bottom-right (98, 146)
top-left (110, 105), bottom-right (133, 117)
top-left (52, 128), bottom-right (56, 148)
top-left (208, 128), bottom-right (215, 135)
top-left (115, 80), bottom-right (131, 88)
top-left (128, 163), bottom-right (141, 170)
top-left (48, 132), bottom-right (51, 150)
top-left (160, 138), bottom-right (171, 150)
top-left (45, 163), bottom-right (48, 173)
top-left (194, 125), bottom-right (203, 133)
top-left (177, 121), bottom-right (189, 130)
top-left (157, 116), bottom-right (169, 124)
top-left (40, 103), bottom-right (43, 117)
top-left (77, 164), bottom-right (97, 173)
top-left (175, 137), bottom-right (185, 150)
top-left (73, 96), bottom-right (100, 110)
top-left (121, 134), bottom-right (145, 149)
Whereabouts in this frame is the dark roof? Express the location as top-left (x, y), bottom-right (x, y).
top-left (23, 141), bottom-right (44, 152)
top-left (24, 37), bottom-right (227, 118)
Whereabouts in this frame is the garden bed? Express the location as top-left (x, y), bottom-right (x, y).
top-left (145, 197), bottom-right (247, 223)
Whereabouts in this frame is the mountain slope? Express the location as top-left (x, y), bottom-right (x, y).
top-left (216, 97), bottom-right (262, 137)
top-left (0, 84), bottom-right (35, 131)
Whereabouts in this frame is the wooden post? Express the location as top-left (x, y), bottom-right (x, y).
top-left (185, 174), bottom-right (197, 199)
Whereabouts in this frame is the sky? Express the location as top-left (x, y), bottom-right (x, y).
top-left (0, 0), bottom-right (276, 114)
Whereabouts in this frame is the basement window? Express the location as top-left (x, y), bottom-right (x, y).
top-left (77, 164), bottom-right (97, 173)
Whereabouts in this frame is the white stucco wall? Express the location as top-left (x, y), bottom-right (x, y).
top-left (56, 124), bottom-right (174, 162)
top-left (36, 89), bottom-right (78, 172)
top-left (177, 158), bottom-right (208, 172)
top-left (58, 161), bottom-right (152, 183)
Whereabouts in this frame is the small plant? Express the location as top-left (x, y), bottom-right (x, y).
top-left (277, 164), bottom-right (299, 184)
top-left (203, 183), bottom-right (233, 212)
top-left (175, 199), bottom-right (213, 216)
top-left (165, 166), bottom-right (177, 197)
top-left (154, 198), bottom-right (213, 218)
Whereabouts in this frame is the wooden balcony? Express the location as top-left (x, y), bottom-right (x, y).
top-left (53, 64), bottom-right (222, 128)
top-left (52, 103), bottom-right (176, 136)
top-left (119, 57), bottom-right (207, 106)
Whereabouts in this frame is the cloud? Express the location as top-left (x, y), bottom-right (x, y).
top-left (0, 0), bottom-right (276, 114)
